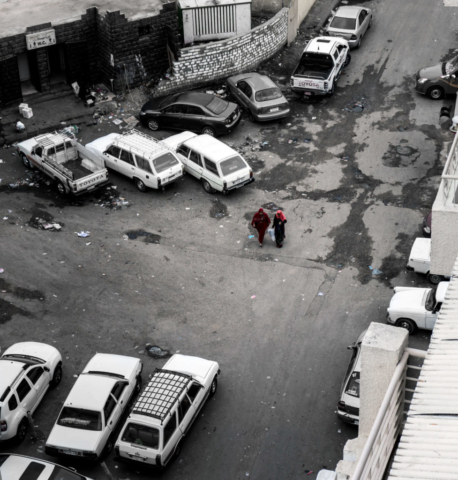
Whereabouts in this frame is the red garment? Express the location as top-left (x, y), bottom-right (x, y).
top-left (251, 208), bottom-right (271, 244)
top-left (276, 210), bottom-right (286, 221)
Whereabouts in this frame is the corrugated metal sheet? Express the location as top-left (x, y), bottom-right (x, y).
top-left (388, 259), bottom-right (458, 480)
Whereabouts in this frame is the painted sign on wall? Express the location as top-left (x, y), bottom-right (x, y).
top-left (26, 30), bottom-right (56, 50)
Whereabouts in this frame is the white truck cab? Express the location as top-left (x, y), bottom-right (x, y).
top-left (407, 238), bottom-right (447, 284)
top-left (86, 130), bottom-right (184, 192)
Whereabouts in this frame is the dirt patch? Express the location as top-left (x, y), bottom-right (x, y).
top-left (209, 198), bottom-right (228, 219)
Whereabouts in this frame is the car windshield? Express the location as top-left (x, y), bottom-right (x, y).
top-left (255, 88), bottom-right (283, 102)
top-left (160, 94), bottom-right (180, 109)
top-left (153, 152), bottom-right (180, 174)
top-left (206, 97), bottom-right (228, 115)
top-left (330, 16), bottom-right (356, 30)
top-left (122, 423), bottom-right (160, 449)
top-left (425, 289), bottom-right (436, 311)
top-left (445, 56), bottom-right (458, 74)
top-left (220, 156), bottom-right (247, 176)
top-left (345, 371), bottom-right (360, 397)
top-left (57, 407), bottom-right (102, 431)
top-left (48, 466), bottom-right (86, 480)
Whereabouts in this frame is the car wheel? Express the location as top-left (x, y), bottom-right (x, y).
top-left (104, 436), bottom-right (114, 455)
top-left (428, 273), bottom-right (443, 285)
top-left (202, 126), bottom-right (215, 136)
top-left (51, 363), bottom-right (62, 387)
top-left (396, 318), bottom-right (416, 335)
top-left (248, 111), bottom-right (256, 122)
top-left (147, 119), bottom-right (159, 131)
top-left (209, 376), bottom-right (218, 397)
top-left (356, 37), bottom-right (361, 49)
top-left (202, 179), bottom-right (215, 194)
top-left (344, 53), bottom-right (351, 68)
top-left (173, 442), bottom-right (182, 458)
top-left (368, 17), bottom-right (372, 29)
top-left (328, 82), bottom-right (335, 96)
top-left (135, 178), bottom-right (147, 192)
top-left (427, 86), bottom-right (444, 100)
top-left (15, 419), bottom-right (28, 444)
top-left (21, 153), bottom-right (31, 169)
top-left (57, 181), bottom-right (67, 195)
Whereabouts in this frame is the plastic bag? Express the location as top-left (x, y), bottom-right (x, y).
top-left (268, 228), bottom-right (275, 241)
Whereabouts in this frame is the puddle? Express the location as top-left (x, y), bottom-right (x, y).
top-left (209, 198), bottom-right (228, 219)
top-left (146, 345), bottom-right (171, 359)
top-left (262, 202), bottom-right (283, 212)
top-left (382, 144), bottom-right (420, 168)
top-left (126, 230), bottom-right (161, 244)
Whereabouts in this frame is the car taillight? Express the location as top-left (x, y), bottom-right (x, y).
top-left (250, 170), bottom-right (253, 178)
top-left (82, 451), bottom-right (98, 459)
top-left (1, 420), bottom-right (7, 431)
top-left (225, 117), bottom-right (231, 124)
top-left (351, 35), bottom-right (357, 40)
top-left (324, 82), bottom-right (328, 90)
top-left (338, 401), bottom-right (346, 412)
top-left (158, 178), bottom-right (162, 187)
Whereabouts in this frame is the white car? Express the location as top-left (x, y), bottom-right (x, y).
top-left (0, 453), bottom-right (93, 480)
top-left (386, 282), bottom-right (449, 334)
top-left (163, 132), bottom-right (254, 193)
top-left (86, 130), bottom-right (184, 192)
top-left (406, 238), bottom-right (448, 284)
top-left (45, 353), bottom-right (142, 460)
top-left (114, 354), bottom-right (220, 469)
top-left (324, 6), bottom-right (373, 49)
top-left (0, 342), bottom-right (62, 443)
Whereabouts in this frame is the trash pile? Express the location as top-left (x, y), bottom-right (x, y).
top-left (205, 84), bottom-right (229, 99)
top-left (8, 171), bottom-right (49, 189)
top-left (29, 217), bottom-right (63, 231)
top-left (344, 97), bottom-right (369, 113)
top-left (94, 186), bottom-right (130, 210)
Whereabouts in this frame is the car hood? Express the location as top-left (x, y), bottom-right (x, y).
top-left (86, 134), bottom-right (120, 154)
top-left (389, 288), bottom-right (427, 312)
top-left (46, 424), bottom-right (103, 452)
top-left (418, 63), bottom-right (443, 79)
top-left (3, 342), bottom-right (57, 363)
top-left (162, 131), bottom-right (198, 150)
top-left (17, 138), bottom-right (37, 152)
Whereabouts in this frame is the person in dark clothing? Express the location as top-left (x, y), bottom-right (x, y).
top-left (251, 208), bottom-right (271, 247)
top-left (273, 210), bottom-right (287, 248)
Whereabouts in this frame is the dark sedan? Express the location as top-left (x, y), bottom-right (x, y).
top-left (415, 56), bottom-right (458, 99)
top-left (139, 92), bottom-right (240, 136)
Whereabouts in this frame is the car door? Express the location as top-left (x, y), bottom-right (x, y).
top-left (187, 382), bottom-right (206, 413)
top-left (425, 302), bottom-right (442, 330)
top-left (161, 105), bottom-right (187, 130)
top-left (161, 412), bottom-right (181, 466)
top-left (16, 377), bottom-right (37, 415)
top-left (110, 381), bottom-right (130, 417)
top-left (26, 366), bottom-right (50, 408)
top-left (186, 149), bottom-right (204, 179)
top-left (185, 105), bottom-right (207, 132)
top-left (177, 394), bottom-right (196, 435)
top-left (103, 392), bottom-right (122, 447)
top-left (357, 10), bottom-right (368, 38)
top-left (104, 145), bottom-right (122, 172)
top-left (118, 149), bottom-right (137, 179)
top-left (202, 157), bottom-right (223, 191)
top-left (134, 155), bottom-right (157, 189)
top-left (446, 71), bottom-right (458, 94)
top-left (235, 81), bottom-right (253, 110)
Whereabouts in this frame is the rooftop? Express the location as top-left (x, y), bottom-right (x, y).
top-left (178, 0), bottom-right (250, 8)
top-left (114, 130), bottom-right (170, 161)
top-left (335, 6), bottom-right (363, 19)
top-left (306, 37), bottom-right (343, 54)
top-left (82, 353), bottom-right (139, 380)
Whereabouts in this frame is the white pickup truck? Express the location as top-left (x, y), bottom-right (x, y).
top-left (290, 36), bottom-right (350, 97)
top-left (17, 133), bottom-right (109, 195)
top-left (406, 238), bottom-right (449, 285)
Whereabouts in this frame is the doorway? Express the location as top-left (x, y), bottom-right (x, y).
top-left (47, 44), bottom-right (66, 85)
top-left (17, 52), bottom-right (37, 96)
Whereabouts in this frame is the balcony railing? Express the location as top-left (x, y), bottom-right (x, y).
top-left (441, 132), bottom-right (458, 205)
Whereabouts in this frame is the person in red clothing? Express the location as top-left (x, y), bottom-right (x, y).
top-left (251, 208), bottom-right (271, 247)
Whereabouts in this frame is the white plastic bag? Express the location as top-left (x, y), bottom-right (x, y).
top-left (268, 228), bottom-right (275, 241)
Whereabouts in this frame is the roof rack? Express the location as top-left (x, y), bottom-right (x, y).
top-left (132, 369), bottom-right (192, 424)
top-left (114, 129), bottom-right (172, 162)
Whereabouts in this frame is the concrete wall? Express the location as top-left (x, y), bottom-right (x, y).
top-left (153, 8), bottom-right (288, 97)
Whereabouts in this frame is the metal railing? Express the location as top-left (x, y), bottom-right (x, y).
top-left (352, 347), bottom-right (426, 480)
top-left (441, 132), bottom-right (458, 205)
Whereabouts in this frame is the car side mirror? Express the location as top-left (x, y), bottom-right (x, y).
top-left (347, 345), bottom-right (356, 350)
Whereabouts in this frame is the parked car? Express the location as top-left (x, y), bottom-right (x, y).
top-left (114, 354), bottom-right (220, 469)
top-left (386, 282), bottom-right (449, 334)
top-left (290, 36), bottom-right (350, 97)
top-left (163, 132), bottom-right (254, 193)
top-left (406, 238), bottom-right (448, 284)
top-left (86, 130), bottom-right (184, 192)
top-left (45, 353), bottom-right (142, 460)
top-left (324, 6), bottom-right (372, 49)
top-left (139, 92), bottom-right (240, 137)
top-left (415, 55), bottom-right (458, 99)
top-left (0, 453), bottom-right (93, 480)
top-left (227, 73), bottom-right (290, 122)
top-left (337, 330), bottom-right (366, 425)
top-left (0, 342), bottom-right (62, 443)
top-left (423, 211), bottom-right (432, 237)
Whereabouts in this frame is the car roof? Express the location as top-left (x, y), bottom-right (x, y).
top-left (335, 6), bottom-right (362, 19)
top-left (82, 353), bottom-right (139, 380)
top-left (410, 238), bottom-right (431, 261)
top-left (3, 342), bottom-right (57, 363)
top-left (436, 282), bottom-right (449, 303)
top-left (184, 134), bottom-right (239, 162)
top-left (237, 73), bottom-right (277, 91)
top-left (34, 133), bottom-right (70, 147)
top-left (163, 354), bottom-right (215, 380)
top-left (0, 361), bottom-right (24, 399)
top-left (175, 91), bottom-right (214, 106)
top-left (306, 36), bottom-right (343, 54)
top-left (65, 374), bottom-right (118, 411)
top-left (112, 130), bottom-right (171, 160)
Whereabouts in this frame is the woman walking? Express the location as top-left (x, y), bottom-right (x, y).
top-left (273, 210), bottom-right (287, 248)
top-left (251, 208), bottom-right (271, 247)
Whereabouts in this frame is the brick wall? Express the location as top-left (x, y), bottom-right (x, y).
top-left (153, 7), bottom-right (288, 97)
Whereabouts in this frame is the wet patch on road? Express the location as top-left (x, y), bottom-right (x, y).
top-left (0, 278), bottom-right (43, 323)
top-left (210, 198), bottom-right (228, 219)
top-left (378, 232), bottom-right (418, 285)
top-left (126, 230), bottom-right (161, 244)
top-left (382, 144), bottom-right (421, 168)
top-left (145, 345), bottom-right (172, 359)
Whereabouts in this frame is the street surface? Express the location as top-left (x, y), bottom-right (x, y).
top-left (1, 0), bottom-right (456, 478)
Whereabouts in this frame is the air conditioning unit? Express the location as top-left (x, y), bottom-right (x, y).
top-left (178, 0), bottom-right (251, 46)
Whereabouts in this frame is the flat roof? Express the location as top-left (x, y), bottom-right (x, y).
top-left (0, 0), bottom-right (167, 38)
top-left (184, 134), bottom-right (238, 162)
top-left (178, 0), bottom-right (250, 9)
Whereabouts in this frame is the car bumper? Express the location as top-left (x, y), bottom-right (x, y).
top-left (160, 172), bottom-right (183, 188)
top-left (406, 265), bottom-right (414, 271)
top-left (220, 113), bottom-right (241, 134)
top-left (255, 108), bottom-right (290, 122)
top-left (45, 445), bottom-right (100, 461)
top-left (386, 313), bottom-right (394, 325)
top-left (73, 179), bottom-right (111, 196)
top-left (414, 79), bottom-right (428, 94)
top-left (224, 177), bottom-right (255, 192)
top-left (337, 409), bottom-right (359, 425)
top-left (291, 87), bottom-right (327, 96)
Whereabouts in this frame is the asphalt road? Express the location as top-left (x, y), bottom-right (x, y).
top-left (1, 0), bottom-right (456, 479)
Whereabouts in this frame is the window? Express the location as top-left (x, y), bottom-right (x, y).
top-left (35, 146), bottom-right (43, 157)
top-left (17, 379), bottom-right (31, 402)
top-left (337, 45), bottom-right (346, 54)
top-left (17, 461), bottom-right (46, 480)
top-left (138, 24), bottom-right (152, 36)
top-left (220, 156), bottom-right (247, 176)
top-left (178, 145), bottom-right (190, 157)
top-left (203, 158), bottom-right (219, 176)
top-left (111, 382), bottom-right (127, 401)
top-left (8, 393), bottom-right (18, 411)
top-left (178, 395), bottom-right (191, 424)
top-left (107, 146), bottom-right (121, 158)
top-left (122, 422), bottom-right (160, 449)
top-left (164, 105), bottom-right (186, 114)
top-left (358, 11), bottom-right (365, 25)
top-left (189, 150), bottom-right (202, 167)
top-left (163, 412), bottom-right (177, 447)
top-left (206, 96), bottom-right (228, 115)
top-left (48, 466), bottom-right (87, 480)
top-left (238, 82), bottom-right (252, 98)
top-left (103, 396), bottom-right (117, 421)
top-left (135, 156), bottom-right (153, 173)
top-left (187, 106), bottom-right (204, 116)
top-left (330, 16), bottom-right (356, 30)
top-left (153, 153), bottom-right (180, 173)
top-left (332, 50), bottom-right (339, 60)
top-left (57, 407), bottom-right (102, 431)
top-left (119, 149), bottom-right (135, 165)
top-left (255, 88), bottom-right (282, 102)
top-left (55, 143), bottom-right (66, 153)
top-left (187, 383), bottom-right (202, 402)
top-left (345, 371), bottom-right (360, 398)
top-left (27, 367), bottom-right (44, 385)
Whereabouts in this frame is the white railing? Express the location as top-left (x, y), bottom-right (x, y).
top-left (352, 347), bottom-right (426, 480)
top-left (441, 132), bottom-right (458, 205)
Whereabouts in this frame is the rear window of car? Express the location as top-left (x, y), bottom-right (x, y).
top-left (122, 422), bottom-right (160, 449)
top-left (220, 156), bottom-right (247, 176)
top-left (255, 88), bottom-right (282, 102)
top-left (330, 17), bottom-right (356, 30)
top-left (206, 97), bottom-right (228, 115)
top-left (48, 466), bottom-right (86, 480)
top-left (18, 461), bottom-right (45, 480)
top-left (57, 407), bottom-right (102, 431)
top-left (345, 371), bottom-right (360, 398)
top-left (135, 156), bottom-right (153, 173)
top-left (153, 153), bottom-right (180, 174)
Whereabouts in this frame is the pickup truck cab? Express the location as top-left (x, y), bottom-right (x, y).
top-left (406, 238), bottom-right (448, 284)
top-left (17, 133), bottom-right (109, 195)
top-left (290, 36), bottom-right (350, 97)
top-left (387, 281), bottom-right (449, 334)
top-left (86, 130), bottom-right (184, 192)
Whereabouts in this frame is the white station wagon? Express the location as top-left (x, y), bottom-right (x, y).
top-left (0, 342), bottom-right (62, 443)
top-left (45, 353), bottom-right (142, 460)
top-left (114, 354), bottom-right (220, 469)
top-left (163, 132), bottom-right (254, 193)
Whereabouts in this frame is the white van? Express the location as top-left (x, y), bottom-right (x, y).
top-left (86, 130), bottom-right (184, 192)
top-left (163, 132), bottom-right (254, 193)
top-left (406, 238), bottom-right (447, 284)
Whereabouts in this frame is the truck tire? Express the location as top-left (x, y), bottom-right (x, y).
top-left (396, 318), bottom-right (416, 335)
top-left (57, 181), bottom-right (67, 195)
top-left (344, 53), bottom-right (351, 68)
top-left (135, 178), bottom-right (147, 192)
top-left (428, 273), bottom-right (443, 285)
top-left (21, 153), bottom-right (31, 169)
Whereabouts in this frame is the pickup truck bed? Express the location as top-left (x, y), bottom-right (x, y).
top-left (61, 159), bottom-right (94, 180)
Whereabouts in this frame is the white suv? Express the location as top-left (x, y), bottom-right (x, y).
top-left (45, 353), bottom-right (142, 460)
top-left (0, 342), bottom-right (62, 443)
top-left (114, 354), bottom-right (220, 468)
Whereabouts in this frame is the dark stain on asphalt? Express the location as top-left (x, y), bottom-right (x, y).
top-left (0, 279), bottom-right (43, 323)
top-left (382, 144), bottom-right (421, 168)
top-left (209, 198), bottom-right (228, 219)
top-left (28, 205), bottom-right (64, 231)
top-left (126, 230), bottom-right (161, 244)
top-left (378, 232), bottom-right (418, 285)
top-left (146, 345), bottom-right (171, 359)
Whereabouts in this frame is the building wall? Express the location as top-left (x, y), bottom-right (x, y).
top-left (153, 7), bottom-right (288, 97)
top-left (251, 0), bottom-right (316, 26)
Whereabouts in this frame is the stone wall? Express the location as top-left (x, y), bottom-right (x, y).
top-left (153, 8), bottom-right (288, 97)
